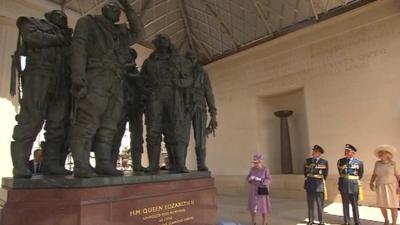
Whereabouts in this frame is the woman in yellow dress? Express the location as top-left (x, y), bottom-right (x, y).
top-left (369, 145), bottom-right (400, 225)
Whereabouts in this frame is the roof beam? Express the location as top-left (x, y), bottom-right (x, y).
top-left (282, 0), bottom-right (300, 23)
top-left (335, 0), bottom-right (347, 4)
top-left (177, 0), bottom-right (197, 51)
top-left (293, 0), bottom-right (300, 23)
top-left (259, 2), bottom-right (284, 21)
top-left (144, 8), bottom-right (179, 28)
top-left (144, 19), bottom-right (183, 41)
top-left (313, 0), bottom-right (327, 12)
top-left (205, 3), bottom-right (241, 49)
top-left (84, 0), bottom-right (111, 15)
top-left (61, 0), bottom-right (67, 11)
top-left (324, 0), bottom-right (331, 11)
top-left (265, 0), bottom-right (271, 19)
top-left (62, 0), bottom-right (74, 9)
top-left (204, 0), bottom-right (377, 65)
top-left (278, 0), bottom-right (286, 29)
top-left (309, 0), bottom-right (319, 20)
top-left (189, 27), bottom-right (223, 54)
top-left (191, 32), bottom-right (213, 60)
top-left (169, 27), bottom-right (185, 40)
top-left (139, 0), bottom-right (152, 17)
top-left (135, 40), bottom-right (154, 49)
top-left (177, 0), bottom-right (214, 60)
top-left (252, 0), bottom-right (274, 34)
top-left (284, 0), bottom-right (300, 12)
top-left (75, 0), bottom-right (84, 15)
top-left (177, 34), bottom-right (187, 52)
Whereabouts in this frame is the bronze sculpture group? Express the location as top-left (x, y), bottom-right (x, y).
top-left (9, 0), bottom-right (217, 178)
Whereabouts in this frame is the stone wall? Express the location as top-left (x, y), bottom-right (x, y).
top-left (204, 0), bottom-right (400, 204)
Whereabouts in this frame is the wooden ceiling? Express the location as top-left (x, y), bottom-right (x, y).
top-left (49, 0), bottom-right (375, 64)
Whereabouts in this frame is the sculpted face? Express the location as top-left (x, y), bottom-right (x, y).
top-left (45, 10), bottom-right (67, 28)
top-left (185, 50), bottom-right (197, 64)
top-left (102, 2), bottom-right (121, 23)
top-left (153, 34), bottom-right (171, 49)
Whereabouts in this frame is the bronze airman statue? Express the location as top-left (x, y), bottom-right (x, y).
top-left (69, 0), bottom-right (145, 178)
top-left (141, 34), bottom-right (192, 173)
top-left (10, 10), bottom-right (73, 178)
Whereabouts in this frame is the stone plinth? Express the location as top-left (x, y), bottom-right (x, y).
top-left (0, 171), bottom-right (218, 225)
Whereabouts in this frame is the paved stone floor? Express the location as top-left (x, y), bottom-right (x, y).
top-left (217, 195), bottom-right (398, 225)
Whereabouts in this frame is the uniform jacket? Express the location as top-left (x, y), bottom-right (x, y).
top-left (337, 157), bottom-right (364, 193)
top-left (191, 65), bottom-right (216, 116)
top-left (141, 51), bottom-right (192, 125)
top-left (304, 157), bottom-right (328, 192)
top-left (71, 15), bottom-right (138, 81)
top-left (17, 16), bottom-right (72, 96)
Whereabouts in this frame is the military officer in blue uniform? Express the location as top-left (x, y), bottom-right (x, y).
top-left (304, 145), bottom-right (329, 225)
top-left (337, 144), bottom-right (364, 225)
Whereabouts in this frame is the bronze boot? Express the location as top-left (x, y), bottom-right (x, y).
top-left (196, 147), bottom-right (209, 171)
top-left (70, 139), bottom-right (96, 178)
top-left (94, 142), bottom-right (123, 176)
top-left (174, 142), bottom-right (189, 173)
top-left (131, 147), bottom-right (145, 171)
top-left (10, 141), bottom-right (32, 178)
top-left (144, 135), bottom-right (161, 173)
top-left (42, 141), bottom-right (72, 175)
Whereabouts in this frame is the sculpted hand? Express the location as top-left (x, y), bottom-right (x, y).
top-left (71, 85), bottom-right (87, 99)
top-left (56, 32), bottom-right (65, 44)
top-left (206, 115), bottom-right (218, 137)
top-left (172, 78), bottom-right (179, 87)
top-left (209, 115), bottom-right (218, 130)
top-left (71, 77), bottom-right (88, 98)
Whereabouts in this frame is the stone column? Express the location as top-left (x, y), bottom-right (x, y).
top-left (274, 110), bottom-right (293, 174)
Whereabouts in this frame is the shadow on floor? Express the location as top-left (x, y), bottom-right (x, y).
top-left (217, 195), bottom-right (390, 225)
